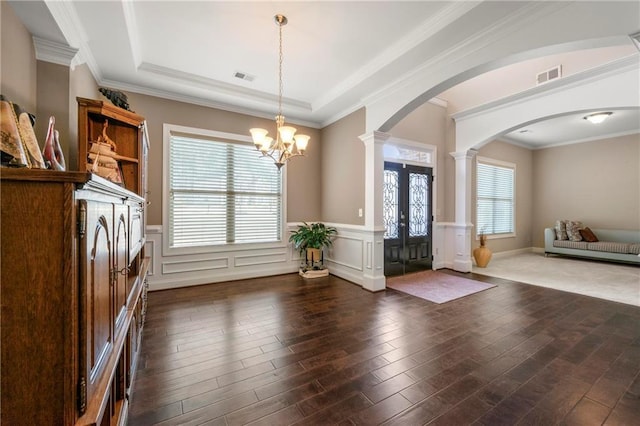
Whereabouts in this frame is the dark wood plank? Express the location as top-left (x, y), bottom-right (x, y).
top-left (127, 271), bottom-right (640, 425)
top-left (563, 397), bottom-right (611, 426)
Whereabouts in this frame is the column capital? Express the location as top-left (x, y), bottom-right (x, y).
top-left (359, 131), bottom-right (391, 147)
top-left (449, 150), bottom-right (477, 161)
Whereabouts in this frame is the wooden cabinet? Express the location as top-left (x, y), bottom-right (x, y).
top-left (1, 171), bottom-right (148, 425)
top-left (1, 99), bottom-right (150, 425)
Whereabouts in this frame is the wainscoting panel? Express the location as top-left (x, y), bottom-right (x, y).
top-left (327, 235), bottom-right (364, 271)
top-left (162, 257), bottom-right (229, 275)
top-left (144, 236), bottom-right (156, 276)
top-left (145, 223), bottom-right (389, 292)
top-left (234, 251), bottom-right (288, 267)
top-left (433, 222), bottom-right (465, 270)
top-left (324, 223), bottom-right (386, 291)
top-left (145, 225), bottom-right (297, 291)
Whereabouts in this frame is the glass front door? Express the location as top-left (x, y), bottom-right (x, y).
top-left (383, 162), bottom-right (433, 276)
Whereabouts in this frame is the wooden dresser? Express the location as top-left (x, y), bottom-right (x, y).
top-left (1, 99), bottom-right (150, 425)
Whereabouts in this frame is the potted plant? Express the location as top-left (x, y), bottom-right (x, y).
top-left (289, 222), bottom-right (337, 270)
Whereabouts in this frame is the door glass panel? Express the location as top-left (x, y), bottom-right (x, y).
top-left (383, 145), bottom-right (433, 165)
top-left (408, 172), bottom-right (429, 237)
top-left (383, 169), bottom-right (399, 239)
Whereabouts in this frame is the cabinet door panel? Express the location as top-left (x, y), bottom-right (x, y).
top-left (80, 200), bottom-right (114, 398)
top-left (114, 205), bottom-right (128, 327)
top-left (128, 202), bottom-right (143, 261)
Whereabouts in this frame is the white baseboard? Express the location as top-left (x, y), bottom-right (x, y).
top-left (149, 265), bottom-right (298, 291)
top-left (491, 247), bottom-right (536, 258)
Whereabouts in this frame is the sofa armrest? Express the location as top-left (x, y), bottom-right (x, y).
top-left (544, 228), bottom-right (556, 252)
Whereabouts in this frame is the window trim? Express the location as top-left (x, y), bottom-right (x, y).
top-left (162, 123), bottom-right (288, 256)
top-left (475, 156), bottom-right (516, 240)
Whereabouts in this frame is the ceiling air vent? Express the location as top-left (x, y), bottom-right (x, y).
top-left (233, 71), bottom-right (255, 82)
top-left (536, 65), bottom-right (562, 86)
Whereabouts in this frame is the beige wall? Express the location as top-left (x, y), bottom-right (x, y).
top-left (68, 64), bottom-right (100, 169)
top-left (125, 92), bottom-right (321, 225)
top-left (475, 140), bottom-right (534, 252)
top-left (35, 61), bottom-right (70, 166)
top-left (1, 1), bottom-right (37, 111)
top-left (1, 3), bottom-right (99, 171)
top-left (388, 101), bottom-right (448, 222)
top-left (320, 108), bottom-right (366, 225)
top-left (532, 134), bottom-right (640, 246)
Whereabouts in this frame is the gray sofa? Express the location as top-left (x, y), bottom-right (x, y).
top-left (544, 228), bottom-right (640, 264)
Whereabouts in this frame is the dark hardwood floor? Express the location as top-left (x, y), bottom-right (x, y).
top-left (128, 270), bottom-right (640, 425)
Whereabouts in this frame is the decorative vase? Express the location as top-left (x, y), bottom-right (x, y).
top-left (473, 245), bottom-right (492, 268)
top-left (42, 116), bottom-right (66, 171)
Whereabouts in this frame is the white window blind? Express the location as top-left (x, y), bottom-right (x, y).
top-left (169, 134), bottom-right (282, 248)
top-left (476, 159), bottom-right (515, 236)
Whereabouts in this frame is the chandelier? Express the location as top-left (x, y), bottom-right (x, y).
top-left (250, 14), bottom-right (309, 170)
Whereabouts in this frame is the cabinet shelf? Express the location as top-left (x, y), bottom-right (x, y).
top-left (78, 97), bottom-right (145, 197)
top-left (113, 154), bottom-right (139, 164)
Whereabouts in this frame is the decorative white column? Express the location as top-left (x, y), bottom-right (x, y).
top-left (358, 131), bottom-right (390, 291)
top-left (449, 150), bottom-right (477, 272)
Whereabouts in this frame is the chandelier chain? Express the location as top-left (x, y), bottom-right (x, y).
top-left (278, 21), bottom-right (284, 120)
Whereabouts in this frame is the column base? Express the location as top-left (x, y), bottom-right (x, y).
top-left (453, 259), bottom-right (472, 273)
top-left (363, 275), bottom-right (386, 292)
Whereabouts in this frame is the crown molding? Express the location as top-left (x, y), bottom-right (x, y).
top-left (32, 36), bottom-right (78, 66)
top-left (122, 0), bottom-right (142, 68)
top-left (495, 136), bottom-right (535, 150)
top-left (631, 31), bottom-right (640, 51)
top-left (99, 78), bottom-right (321, 129)
top-left (452, 53), bottom-right (640, 122)
top-left (500, 128), bottom-right (640, 151)
top-left (319, 95), bottom-right (447, 129)
top-left (44, 0), bottom-right (102, 80)
top-left (138, 62), bottom-right (312, 113)
top-left (312, 1), bottom-right (480, 113)
top-left (319, 102), bottom-right (365, 129)
top-left (361, 1), bottom-right (565, 108)
top-left (428, 97), bottom-right (448, 108)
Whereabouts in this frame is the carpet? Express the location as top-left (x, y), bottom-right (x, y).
top-left (473, 251), bottom-right (640, 306)
top-left (386, 270), bottom-right (496, 304)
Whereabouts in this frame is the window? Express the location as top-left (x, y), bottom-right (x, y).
top-left (476, 157), bottom-right (515, 237)
top-left (167, 128), bottom-right (282, 249)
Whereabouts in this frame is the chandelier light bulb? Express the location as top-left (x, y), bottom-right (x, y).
top-left (294, 134), bottom-right (310, 152)
top-left (250, 128), bottom-right (268, 148)
top-left (278, 126), bottom-right (297, 144)
top-left (260, 137), bottom-right (273, 152)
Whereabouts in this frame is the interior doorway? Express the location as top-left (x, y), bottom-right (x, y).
top-left (383, 161), bottom-right (433, 276)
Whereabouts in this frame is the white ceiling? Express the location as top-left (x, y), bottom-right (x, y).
top-left (8, 1), bottom-right (640, 148)
top-left (501, 109), bottom-right (640, 149)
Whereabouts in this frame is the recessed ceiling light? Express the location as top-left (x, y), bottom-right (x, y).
top-left (583, 112), bottom-right (612, 124)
